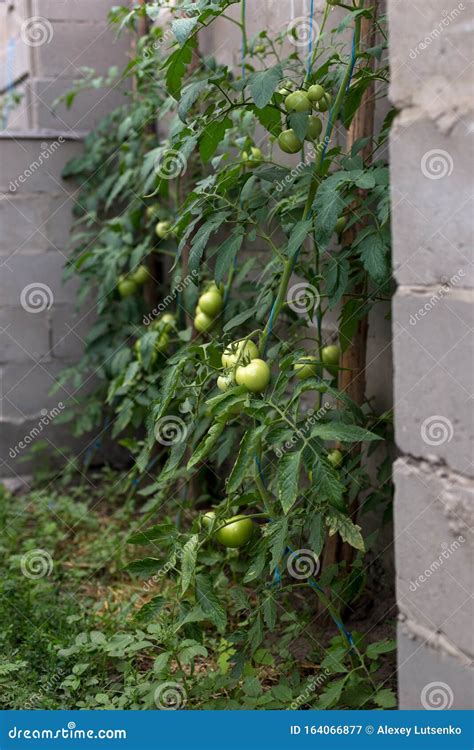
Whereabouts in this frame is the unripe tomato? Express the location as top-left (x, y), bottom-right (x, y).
top-left (254, 44), bottom-right (265, 54)
top-left (208, 281), bottom-right (225, 295)
top-left (327, 449), bottom-right (343, 468)
top-left (145, 205), bottom-right (159, 221)
top-left (306, 115), bottom-right (323, 141)
top-left (155, 333), bottom-right (169, 352)
top-left (195, 305), bottom-right (202, 316)
top-left (194, 311), bottom-right (214, 332)
top-left (278, 129), bottom-right (303, 154)
top-left (203, 511), bottom-right (215, 529)
top-left (131, 264), bottom-right (150, 285)
top-left (307, 84), bottom-right (325, 103)
top-left (285, 90), bottom-right (312, 113)
top-left (215, 515), bottom-right (254, 548)
top-left (236, 358), bottom-right (270, 393)
top-left (217, 374), bottom-right (234, 392)
top-left (294, 356), bottom-right (321, 380)
top-left (222, 339), bottom-right (259, 368)
top-left (321, 344), bottom-right (340, 376)
top-left (315, 93), bottom-right (332, 112)
top-left (118, 278), bottom-right (138, 298)
top-left (198, 290), bottom-right (223, 317)
top-left (334, 216), bottom-right (347, 234)
top-left (278, 80), bottom-right (294, 96)
top-left (244, 146), bottom-right (263, 166)
top-left (161, 313), bottom-right (175, 326)
top-left (134, 338), bottom-right (158, 365)
top-left (155, 220), bottom-right (171, 239)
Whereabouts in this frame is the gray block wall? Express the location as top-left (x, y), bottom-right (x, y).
top-left (0, 0), bottom-right (128, 480)
top-left (388, 0), bottom-right (474, 709)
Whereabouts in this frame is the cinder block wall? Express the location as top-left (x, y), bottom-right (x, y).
top-left (0, 0), bottom-right (128, 479)
top-left (388, 0), bottom-right (473, 708)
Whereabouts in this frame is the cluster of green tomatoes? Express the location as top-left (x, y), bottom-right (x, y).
top-left (194, 282), bottom-right (225, 332)
top-left (118, 264), bottom-right (151, 299)
top-left (217, 339), bottom-right (271, 394)
top-left (277, 83), bottom-right (332, 154)
top-left (134, 312), bottom-right (175, 363)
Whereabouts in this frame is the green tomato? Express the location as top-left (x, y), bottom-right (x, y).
top-left (145, 204), bottom-right (159, 221)
top-left (217, 374), bottom-right (234, 392)
top-left (194, 311), bottom-right (214, 333)
top-left (155, 220), bottom-right (171, 239)
top-left (285, 90), bottom-right (312, 113)
top-left (306, 115), bottom-right (323, 141)
top-left (235, 358), bottom-right (270, 393)
top-left (334, 216), bottom-right (347, 234)
top-left (315, 93), bottom-right (332, 112)
top-left (254, 44), bottom-right (265, 54)
top-left (131, 264), bottom-right (150, 285)
top-left (221, 339), bottom-right (259, 368)
top-left (198, 290), bottom-right (223, 317)
top-left (307, 84), bottom-right (325, 103)
top-left (203, 511), bottom-right (215, 529)
top-left (118, 278), bottom-right (138, 298)
top-left (294, 356), bottom-right (321, 380)
top-left (155, 332), bottom-right (169, 352)
top-left (278, 129), bottom-right (303, 154)
top-left (321, 344), bottom-right (340, 376)
top-left (327, 449), bottom-right (343, 468)
top-left (208, 281), bottom-right (225, 295)
top-left (134, 339), bottom-right (157, 365)
top-left (215, 515), bottom-right (255, 548)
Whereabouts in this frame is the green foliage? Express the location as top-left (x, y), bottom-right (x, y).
top-left (53, 1), bottom-right (396, 710)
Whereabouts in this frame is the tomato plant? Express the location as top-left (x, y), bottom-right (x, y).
top-left (60, 0), bottom-right (396, 709)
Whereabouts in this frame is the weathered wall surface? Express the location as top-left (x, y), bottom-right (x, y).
top-left (0, 0), bottom-right (128, 480)
top-left (388, 0), bottom-right (473, 709)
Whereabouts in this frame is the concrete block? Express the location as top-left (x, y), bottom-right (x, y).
top-left (0, 252), bottom-right (79, 307)
top-left (32, 0), bottom-right (118, 22)
top-left (394, 458), bottom-right (473, 656)
top-left (0, 135), bottom-right (83, 194)
top-left (32, 22), bottom-right (130, 80)
top-left (51, 304), bottom-right (96, 360)
top-left (393, 288), bottom-right (474, 476)
top-left (29, 77), bottom-right (128, 132)
top-left (397, 625), bottom-right (473, 709)
top-left (0, 193), bottom-right (74, 256)
top-left (0, 361), bottom-right (77, 421)
top-left (388, 0), bottom-right (473, 105)
top-left (0, 307), bottom-right (50, 362)
top-left (390, 113), bottom-right (474, 287)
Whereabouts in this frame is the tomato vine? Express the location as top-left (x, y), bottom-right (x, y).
top-left (60, 0), bottom-right (396, 709)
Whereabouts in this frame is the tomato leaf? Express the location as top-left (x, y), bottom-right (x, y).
top-left (277, 450), bottom-right (302, 514)
top-left (181, 534), bottom-right (199, 594)
top-left (248, 63), bottom-right (283, 109)
top-left (187, 419), bottom-right (226, 469)
top-left (196, 574), bottom-right (227, 631)
top-left (199, 116), bottom-right (232, 162)
top-left (311, 423), bottom-right (381, 443)
top-left (214, 230), bottom-right (244, 284)
top-left (325, 509), bottom-right (365, 552)
top-left (172, 17), bottom-right (198, 46)
top-left (227, 426), bottom-right (266, 494)
top-left (286, 219), bottom-right (312, 259)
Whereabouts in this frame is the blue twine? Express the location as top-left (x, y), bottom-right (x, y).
top-left (256, 447), bottom-right (354, 649)
top-left (307, 0), bottom-right (315, 78)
